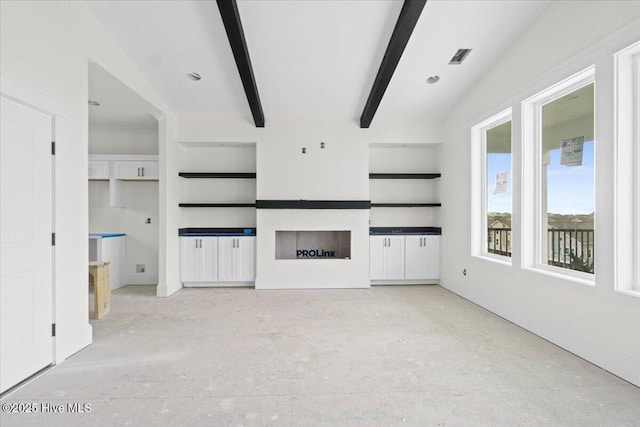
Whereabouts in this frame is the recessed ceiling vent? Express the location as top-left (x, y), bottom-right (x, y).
top-left (449, 48), bottom-right (472, 65)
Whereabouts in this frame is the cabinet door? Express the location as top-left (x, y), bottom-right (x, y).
top-left (180, 237), bottom-right (201, 282)
top-left (217, 237), bottom-right (236, 282)
top-left (138, 161), bottom-right (158, 180)
top-left (200, 237), bottom-right (218, 282)
top-left (384, 236), bottom-right (405, 279)
top-left (114, 161), bottom-right (158, 180)
top-left (404, 235), bottom-right (424, 280)
top-left (88, 160), bottom-right (109, 180)
top-left (422, 236), bottom-right (440, 280)
top-left (235, 237), bottom-right (255, 282)
top-left (405, 236), bottom-right (440, 280)
top-left (370, 236), bottom-right (386, 279)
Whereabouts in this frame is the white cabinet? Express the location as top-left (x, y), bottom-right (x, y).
top-left (88, 155), bottom-right (159, 207)
top-left (180, 235), bottom-right (255, 285)
top-left (89, 234), bottom-right (127, 290)
top-left (180, 237), bottom-right (218, 283)
top-left (88, 160), bottom-right (110, 180)
top-left (114, 160), bottom-right (158, 180)
top-left (370, 236), bottom-right (405, 280)
top-left (218, 236), bottom-right (255, 282)
top-left (370, 234), bottom-right (440, 283)
top-left (405, 235), bottom-right (440, 280)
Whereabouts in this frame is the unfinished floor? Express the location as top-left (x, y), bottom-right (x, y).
top-left (1, 285), bottom-right (638, 426)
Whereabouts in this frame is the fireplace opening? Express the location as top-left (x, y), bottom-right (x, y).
top-left (276, 230), bottom-right (351, 259)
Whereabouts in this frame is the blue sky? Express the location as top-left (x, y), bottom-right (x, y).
top-left (487, 140), bottom-right (594, 214)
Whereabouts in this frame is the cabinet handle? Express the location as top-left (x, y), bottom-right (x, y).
top-left (142, 166), bottom-right (145, 177)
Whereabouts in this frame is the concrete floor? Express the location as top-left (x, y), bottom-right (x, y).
top-left (1, 285), bottom-right (639, 426)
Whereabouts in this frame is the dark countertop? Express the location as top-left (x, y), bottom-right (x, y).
top-left (179, 228), bottom-right (256, 237)
top-left (179, 227), bottom-right (440, 236)
top-left (369, 227), bottom-right (441, 235)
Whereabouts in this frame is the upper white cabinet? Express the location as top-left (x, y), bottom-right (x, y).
top-left (88, 155), bottom-right (159, 207)
top-left (88, 160), bottom-right (110, 180)
top-left (405, 235), bottom-right (440, 280)
top-left (218, 236), bottom-right (255, 282)
top-left (114, 160), bottom-right (159, 180)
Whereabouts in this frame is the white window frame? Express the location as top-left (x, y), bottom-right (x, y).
top-left (614, 41), bottom-right (640, 297)
top-left (521, 67), bottom-right (596, 285)
top-left (471, 108), bottom-right (513, 265)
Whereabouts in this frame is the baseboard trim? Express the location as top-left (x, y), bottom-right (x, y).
top-left (125, 274), bottom-right (158, 285)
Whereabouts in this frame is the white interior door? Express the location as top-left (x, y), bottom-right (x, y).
top-left (0, 95), bottom-right (54, 393)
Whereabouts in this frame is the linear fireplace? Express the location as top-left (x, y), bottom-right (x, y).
top-left (276, 230), bottom-right (351, 259)
top-left (255, 209), bottom-right (369, 289)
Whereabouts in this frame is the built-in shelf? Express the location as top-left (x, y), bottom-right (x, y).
top-left (179, 203), bottom-right (256, 208)
top-left (370, 203), bottom-right (441, 207)
top-left (179, 171), bottom-right (257, 208)
top-left (369, 173), bottom-right (441, 179)
top-left (179, 172), bottom-right (256, 179)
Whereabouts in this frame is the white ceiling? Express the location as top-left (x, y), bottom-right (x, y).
top-left (88, 62), bottom-right (158, 128)
top-left (85, 0), bottom-right (549, 126)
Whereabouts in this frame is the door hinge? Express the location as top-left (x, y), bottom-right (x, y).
top-left (51, 323), bottom-right (56, 337)
top-left (52, 233), bottom-right (56, 246)
top-left (51, 141), bottom-right (55, 155)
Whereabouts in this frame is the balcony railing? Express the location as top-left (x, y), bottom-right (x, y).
top-left (487, 228), bottom-right (594, 274)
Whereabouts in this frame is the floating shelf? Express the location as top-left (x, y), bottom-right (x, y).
top-left (179, 172), bottom-right (256, 179)
top-left (370, 203), bottom-right (441, 207)
top-left (179, 203), bottom-right (256, 208)
top-left (369, 173), bottom-right (441, 179)
top-left (256, 200), bottom-right (371, 209)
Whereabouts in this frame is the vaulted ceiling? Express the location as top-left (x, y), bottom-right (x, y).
top-left (86, 0), bottom-right (549, 127)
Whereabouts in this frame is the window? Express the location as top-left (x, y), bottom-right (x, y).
top-left (615, 40), bottom-right (640, 295)
top-left (523, 67), bottom-right (595, 281)
top-left (472, 109), bottom-right (512, 262)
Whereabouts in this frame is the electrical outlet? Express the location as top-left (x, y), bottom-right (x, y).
top-left (136, 264), bottom-right (145, 273)
top-left (145, 218), bottom-right (151, 224)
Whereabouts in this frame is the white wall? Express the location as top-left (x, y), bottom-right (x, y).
top-left (89, 181), bottom-right (159, 284)
top-left (0, 1), bottom-right (177, 362)
top-left (440, 2), bottom-right (640, 386)
top-left (89, 126), bottom-right (160, 285)
top-left (89, 126), bottom-right (159, 155)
